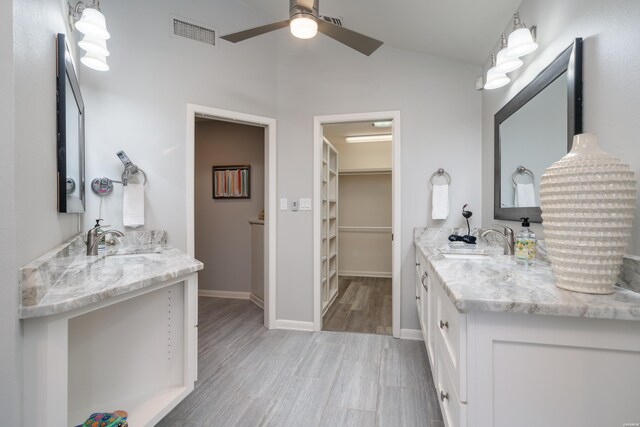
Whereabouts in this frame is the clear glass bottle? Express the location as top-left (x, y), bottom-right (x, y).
top-left (515, 217), bottom-right (536, 265)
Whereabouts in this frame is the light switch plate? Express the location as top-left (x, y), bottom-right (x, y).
top-left (300, 198), bottom-right (312, 210)
top-left (292, 200), bottom-right (299, 211)
top-left (280, 198), bottom-right (288, 210)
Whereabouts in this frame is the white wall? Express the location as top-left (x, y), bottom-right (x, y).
top-left (6, 0), bottom-right (83, 423)
top-left (79, 2), bottom-right (481, 330)
top-left (333, 140), bottom-right (392, 171)
top-left (0, 0), bottom-right (18, 423)
top-left (275, 39), bottom-right (482, 329)
top-left (482, 0), bottom-right (640, 255)
top-left (338, 174), bottom-right (392, 276)
top-left (14, 0), bottom-right (81, 267)
top-left (81, 0), bottom-right (278, 241)
top-left (195, 120), bottom-right (264, 293)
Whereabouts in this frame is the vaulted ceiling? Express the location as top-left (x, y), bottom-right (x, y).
top-left (236, 0), bottom-right (522, 64)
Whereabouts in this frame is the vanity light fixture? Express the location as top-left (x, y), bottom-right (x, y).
top-left (505, 12), bottom-right (538, 58)
top-left (495, 33), bottom-right (523, 74)
top-left (484, 54), bottom-right (510, 90)
top-left (290, 14), bottom-right (318, 39)
top-left (372, 121), bottom-right (392, 128)
top-left (69, 0), bottom-right (111, 71)
top-left (345, 134), bottom-right (392, 143)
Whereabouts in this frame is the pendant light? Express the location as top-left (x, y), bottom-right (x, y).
top-left (495, 33), bottom-right (523, 74)
top-left (484, 54), bottom-right (510, 90)
top-left (505, 12), bottom-right (538, 58)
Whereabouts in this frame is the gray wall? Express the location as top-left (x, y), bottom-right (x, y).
top-left (482, 0), bottom-right (640, 255)
top-left (5, 0), bottom-right (83, 423)
top-left (0, 0), bottom-right (18, 423)
top-left (81, 2), bottom-right (481, 331)
top-left (275, 41), bottom-right (482, 330)
top-left (81, 0), bottom-right (278, 238)
top-left (195, 120), bottom-right (264, 293)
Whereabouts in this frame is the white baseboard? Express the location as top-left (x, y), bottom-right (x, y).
top-left (198, 289), bottom-right (250, 299)
top-left (275, 319), bottom-right (315, 332)
top-left (250, 293), bottom-right (264, 309)
top-left (400, 328), bottom-right (423, 341)
top-left (339, 270), bottom-right (392, 278)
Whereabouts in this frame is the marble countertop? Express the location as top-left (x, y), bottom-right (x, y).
top-left (20, 231), bottom-right (203, 319)
top-left (414, 227), bottom-right (640, 321)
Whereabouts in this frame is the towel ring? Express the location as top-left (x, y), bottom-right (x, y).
top-left (512, 166), bottom-right (534, 186)
top-left (430, 168), bottom-right (451, 186)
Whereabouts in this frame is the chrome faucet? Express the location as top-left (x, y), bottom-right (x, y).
top-left (86, 220), bottom-right (124, 256)
top-left (481, 225), bottom-right (515, 255)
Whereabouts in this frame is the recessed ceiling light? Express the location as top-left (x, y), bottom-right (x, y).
top-left (372, 121), bottom-right (392, 128)
top-left (345, 134), bottom-right (392, 143)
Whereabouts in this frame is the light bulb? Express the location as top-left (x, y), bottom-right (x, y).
top-left (81, 51), bottom-right (109, 71)
top-left (290, 15), bottom-right (318, 39)
top-left (494, 48), bottom-right (523, 74)
top-left (484, 67), bottom-right (510, 90)
top-left (75, 7), bottom-right (110, 40)
top-left (506, 28), bottom-right (538, 58)
top-left (78, 35), bottom-right (110, 57)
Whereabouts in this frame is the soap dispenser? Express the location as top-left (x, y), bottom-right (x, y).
top-left (515, 217), bottom-right (536, 265)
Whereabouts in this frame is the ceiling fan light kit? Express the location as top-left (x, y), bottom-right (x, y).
top-left (221, 0), bottom-right (383, 56)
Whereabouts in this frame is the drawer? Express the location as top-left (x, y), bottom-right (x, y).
top-left (434, 281), bottom-right (467, 401)
top-left (436, 347), bottom-right (467, 427)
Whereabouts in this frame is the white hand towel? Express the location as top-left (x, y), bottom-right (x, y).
top-left (515, 183), bottom-right (536, 207)
top-left (123, 183), bottom-right (145, 228)
top-left (432, 184), bottom-right (449, 220)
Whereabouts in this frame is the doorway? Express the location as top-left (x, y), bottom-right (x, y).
top-left (313, 112), bottom-right (401, 338)
top-left (186, 105), bottom-right (276, 329)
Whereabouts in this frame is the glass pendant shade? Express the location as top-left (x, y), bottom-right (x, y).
top-left (290, 15), bottom-right (318, 39)
top-left (75, 7), bottom-right (110, 40)
top-left (506, 27), bottom-right (538, 58)
top-left (495, 48), bottom-right (523, 73)
top-left (81, 51), bottom-right (109, 71)
top-left (78, 35), bottom-right (110, 56)
top-left (484, 67), bottom-right (510, 90)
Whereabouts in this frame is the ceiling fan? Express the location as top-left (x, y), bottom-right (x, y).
top-left (221, 0), bottom-right (384, 56)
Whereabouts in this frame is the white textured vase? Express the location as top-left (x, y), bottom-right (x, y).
top-left (540, 133), bottom-right (637, 294)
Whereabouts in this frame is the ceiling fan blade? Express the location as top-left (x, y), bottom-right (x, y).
top-left (317, 19), bottom-right (383, 56)
top-left (221, 20), bottom-right (290, 43)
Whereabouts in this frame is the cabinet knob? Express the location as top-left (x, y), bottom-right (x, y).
top-left (439, 320), bottom-right (449, 330)
top-left (416, 296), bottom-right (420, 300)
top-left (440, 390), bottom-right (449, 402)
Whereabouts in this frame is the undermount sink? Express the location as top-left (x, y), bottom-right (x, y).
top-left (440, 252), bottom-right (489, 260)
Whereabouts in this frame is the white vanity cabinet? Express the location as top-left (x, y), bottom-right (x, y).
top-left (22, 274), bottom-right (199, 427)
top-left (415, 249), bottom-right (640, 427)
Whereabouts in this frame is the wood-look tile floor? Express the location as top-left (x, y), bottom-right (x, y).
top-left (323, 277), bottom-right (392, 336)
top-left (157, 297), bottom-right (443, 427)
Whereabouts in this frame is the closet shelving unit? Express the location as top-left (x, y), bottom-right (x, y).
top-left (321, 138), bottom-right (339, 315)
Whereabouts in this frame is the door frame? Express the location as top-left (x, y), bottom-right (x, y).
top-left (186, 104), bottom-right (277, 329)
top-left (313, 111), bottom-right (401, 338)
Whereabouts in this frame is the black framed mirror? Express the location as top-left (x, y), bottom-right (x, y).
top-left (494, 38), bottom-right (583, 223)
top-left (56, 33), bottom-right (86, 213)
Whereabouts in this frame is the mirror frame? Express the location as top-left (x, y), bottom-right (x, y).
top-left (56, 33), bottom-right (86, 213)
top-left (494, 37), bottom-right (583, 223)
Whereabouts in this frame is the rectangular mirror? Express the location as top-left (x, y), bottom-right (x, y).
top-left (56, 33), bottom-right (85, 213)
top-left (494, 38), bottom-right (583, 222)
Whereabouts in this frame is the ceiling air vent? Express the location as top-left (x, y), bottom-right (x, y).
top-left (172, 17), bottom-right (217, 47)
top-left (320, 15), bottom-right (343, 27)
